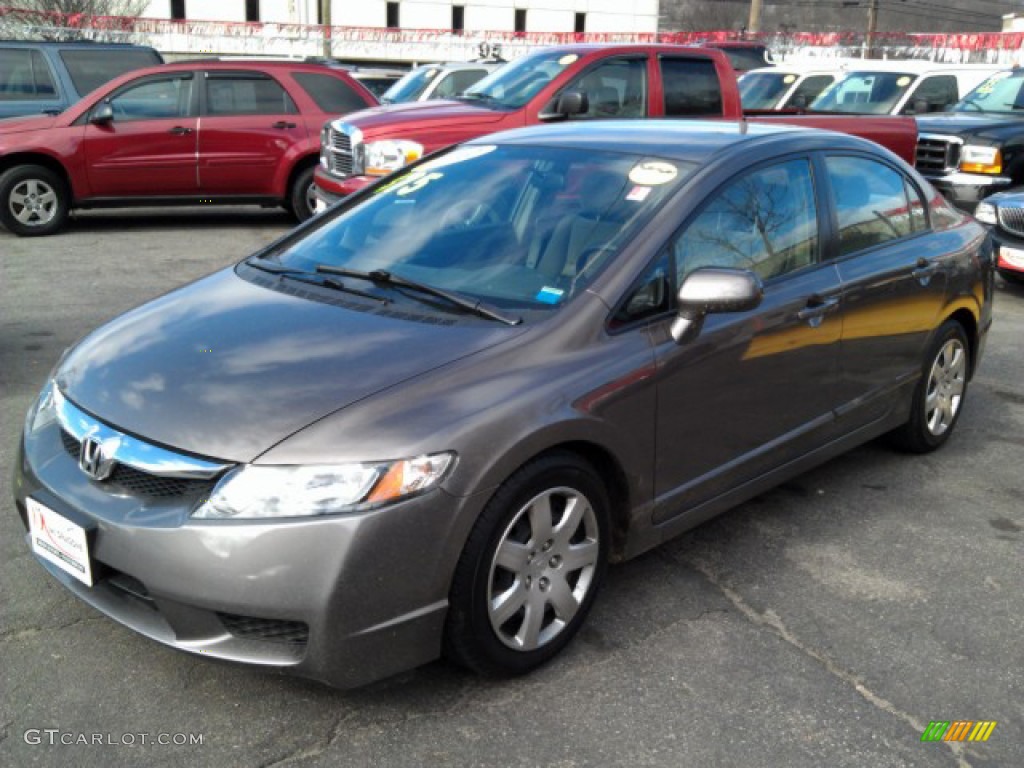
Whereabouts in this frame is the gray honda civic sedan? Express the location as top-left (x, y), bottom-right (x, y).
top-left (15, 120), bottom-right (994, 688)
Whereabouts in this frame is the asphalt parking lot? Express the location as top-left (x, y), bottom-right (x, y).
top-left (1, 208), bottom-right (1022, 768)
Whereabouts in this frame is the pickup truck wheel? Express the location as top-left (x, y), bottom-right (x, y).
top-left (889, 320), bottom-right (969, 454)
top-left (444, 452), bottom-right (609, 677)
top-left (0, 165), bottom-right (69, 237)
top-left (288, 166), bottom-right (317, 222)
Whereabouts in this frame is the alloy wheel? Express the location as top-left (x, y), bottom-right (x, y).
top-left (924, 337), bottom-right (966, 436)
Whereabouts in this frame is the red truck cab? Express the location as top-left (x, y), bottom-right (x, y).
top-left (314, 45), bottom-right (917, 207)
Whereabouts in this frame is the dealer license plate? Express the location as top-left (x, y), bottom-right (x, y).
top-left (27, 497), bottom-right (93, 586)
top-left (999, 245), bottom-right (1024, 270)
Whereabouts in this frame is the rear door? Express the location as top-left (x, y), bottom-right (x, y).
top-left (83, 72), bottom-right (199, 197)
top-left (197, 70), bottom-right (307, 196)
top-left (824, 153), bottom-right (948, 426)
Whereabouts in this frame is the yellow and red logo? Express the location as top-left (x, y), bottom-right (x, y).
top-left (921, 720), bottom-right (997, 742)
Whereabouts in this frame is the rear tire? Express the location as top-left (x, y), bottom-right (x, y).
top-left (0, 164), bottom-right (69, 237)
top-left (444, 452), bottom-right (610, 677)
top-left (288, 165), bottom-right (317, 223)
top-left (889, 320), bottom-right (969, 453)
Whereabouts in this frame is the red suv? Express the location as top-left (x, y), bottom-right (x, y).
top-left (0, 60), bottom-right (377, 236)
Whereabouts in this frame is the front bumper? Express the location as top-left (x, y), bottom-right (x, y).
top-left (983, 226), bottom-right (1024, 278)
top-left (312, 167), bottom-right (372, 203)
top-left (14, 417), bottom-right (486, 688)
top-left (923, 171), bottom-right (1012, 215)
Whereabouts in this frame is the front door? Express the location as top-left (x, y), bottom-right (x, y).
top-left (83, 73), bottom-right (199, 197)
top-left (649, 157), bottom-right (844, 522)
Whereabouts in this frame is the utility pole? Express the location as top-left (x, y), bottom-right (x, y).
top-left (747, 0), bottom-right (763, 34)
top-left (865, 0), bottom-right (879, 58)
top-left (321, 0), bottom-right (332, 59)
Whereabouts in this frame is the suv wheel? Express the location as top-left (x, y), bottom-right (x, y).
top-left (0, 165), bottom-right (69, 237)
top-left (444, 452), bottom-right (610, 676)
top-left (289, 166), bottom-right (317, 222)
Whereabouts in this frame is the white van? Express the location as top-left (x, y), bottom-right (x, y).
top-left (739, 65), bottom-right (846, 110)
top-left (809, 61), bottom-right (1003, 115)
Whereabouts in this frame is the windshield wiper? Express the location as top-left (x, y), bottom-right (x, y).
top-left (317, 266), bottom-right (521, 326)
top-left (246, 257), bottom-right (388, 304)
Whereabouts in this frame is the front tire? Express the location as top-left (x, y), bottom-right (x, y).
top-left (288, 165), bottom-right (317, 223)
top-left (444, 452), bottom-right (610, 677)
top-left (0, 165), bottom-right (69, 237)
top-left (889, 320), bottom-right (970, 453)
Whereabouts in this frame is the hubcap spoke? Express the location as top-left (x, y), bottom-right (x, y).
top-left (547, 576), bottom-right (580, 621)
top-left (517, 592), bottom-right (546, 649)
top-left (494, 539), bottom-right (530, 571)
top-left (552, 496), bottom-right (587, 548)
top-left (561, 539), bottom-right (598, 572)
top-left (527, 494), bottom-right (555, 544)
top-left (490, 580), bottom-right (528, 627)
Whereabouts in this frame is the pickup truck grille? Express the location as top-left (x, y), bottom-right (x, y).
top-left (997, 205), bottom-right (1024, 238)
top-left (915, 134), bottom-right (961, 176)
top-left (326, 124), bottom-right (362, 178)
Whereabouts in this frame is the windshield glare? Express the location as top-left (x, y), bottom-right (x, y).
top-left (381, 67), bottom-right (438, 103)
top-left (811, 72), bottom-right (915, 114)
top-left (460, 50), bottom-right (578, 109)
top-left (739, 72), bottom-right (792, 109)
top-left (954, 71), bottom-right (1022, 113)
top-left (269, 144), bottom-right (693, 313)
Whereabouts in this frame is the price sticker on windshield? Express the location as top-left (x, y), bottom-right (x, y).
top-left (629, 161), bottom-right (677, 186)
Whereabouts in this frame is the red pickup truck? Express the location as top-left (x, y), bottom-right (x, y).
top-left (314, 45), bottom-right (917, 206)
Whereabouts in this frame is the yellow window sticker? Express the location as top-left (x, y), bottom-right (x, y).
top-left (559, 54), bottom-right (579, 66)
top-left (783, 74), bottom-right (797, 84)
top-left (896, 76), bottom-right (912, 87)
top-left (629, 161), bottom-right (677, 186)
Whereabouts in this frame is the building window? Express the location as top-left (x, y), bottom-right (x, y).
top-left (386, 2), bottom-right (400, 29)
top-left (170, 0), bottom-right (185, 20)
top-left (514, 9), bottom-right (526, 33)
top-left (452, 5), bottom-right (464, 33)
top-left (575, 13), bottom-right (586, 34)
top-left (246, 0), bottom-right (260, 22)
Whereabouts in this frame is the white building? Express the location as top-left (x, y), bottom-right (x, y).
top-left (140, 0), bottom-right (659, 35)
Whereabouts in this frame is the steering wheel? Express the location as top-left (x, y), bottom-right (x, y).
top-left (439, 200), bottom-right (501, 231)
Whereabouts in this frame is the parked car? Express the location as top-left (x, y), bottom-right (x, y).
top-left (16, 120), bottom-right (993, 689)
top-left (0, 60), bottom-right (377, 235)
top-left (314, 44), bottom-right (918, 205)
top-left (974, 192), bottom-right (1024, 283)
top-left (318, 62), bottom-right (407, 99)
top-left (914, 69), bottom-right (1024, 214)
top-left (739, 64), bottom-right (842, 110)
top-left (380, 61), bottom-right (500, 105)
top-left (810, 61), bottom-right (1001, 116)
top-left (0, 39), bottom-right (163, 119)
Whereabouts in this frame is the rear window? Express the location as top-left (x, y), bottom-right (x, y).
top-left (292, 72), bottom-right (369, 113)
top-left (0, 49), bottom-right (57, 101)
top-left (59, 48), bottom-right (161, 96)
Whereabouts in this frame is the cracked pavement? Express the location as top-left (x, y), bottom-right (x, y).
top-left (2, 208), bottom-right (1022, 767)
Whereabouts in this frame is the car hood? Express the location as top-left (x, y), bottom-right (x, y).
top-left (915, 112), bottom-right (1024, 143)
top-left (0, 113), bottom-right (58, 134)
top-left (57, 267), bottom-right (523, 463)
top-left (343, 99), bottom-right (510, 138)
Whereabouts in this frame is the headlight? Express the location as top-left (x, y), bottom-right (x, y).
top-left (192, 452), bottom-right (454, 520)
top-left (27, 379), bottom-right (58, 434)
top-left (319, 124), bottom-right (329, 170)
top-left (974, 201), bottom-right (998, 225)
top-left (960, 145), bottom-right (1002, 175)
top-left (364, 139), bottom-right (424, 177)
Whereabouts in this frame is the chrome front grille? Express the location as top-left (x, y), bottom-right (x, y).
top-left (326, 123), bottom-right (362, 178)
top-left (915, 134), bottom-right (961, 175)
top-left (997, 205), bottom-right (1024, 238)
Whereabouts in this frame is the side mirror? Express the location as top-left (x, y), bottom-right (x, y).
top-left (539, 90), bottom-right (589, 121)
top-left (670, 268), bottom-right (764, 344)
top-left (90, 101), bottom-right (114, 124)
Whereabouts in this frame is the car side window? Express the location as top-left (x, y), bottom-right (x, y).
top-left (789, 74), bottom-right (833, 107)
top-left (108, 75), bottom-right (194, 121)
top-left (902, 75), bottom-right (958, 114)
top-left (673, 159), bottom-right (818, 283)
top-left (206, 73), bottom-right (297, 116)
top-left (292, 72), bottom-right (367, 113)
top-left (434, 69), bottom-right (485, 98)
top-left (905, 178), bottom-right (927, 232)
top-left (562, 58), bottom-right (647, 119)
top-left (660, 57), bottom-right (723, 116)
top-left (0, 49), bottom-right (57, 100)
top-left (826, 156), bottom-right (915, 256)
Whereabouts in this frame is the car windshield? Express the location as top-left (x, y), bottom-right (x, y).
top-left (739, 72), bottom-right (794, 109)
top-left (458, 50), bottom-right (578, 109)
top-left (953, 70), bottom-right (1022, 113)
top-left (263, 144), bottom-right (694, 315)
top-left (811, 71), bottom-right (916, 114)
top-left (381, 67), bottom-right (438, 104)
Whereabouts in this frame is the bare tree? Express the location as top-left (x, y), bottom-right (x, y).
top-left (1, 1), bottom-right (152, 41)
top-left (13, 1), bottom-right (150, 16)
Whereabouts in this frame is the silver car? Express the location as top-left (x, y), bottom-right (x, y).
top-left (15, 120), bottom-right (994, 688)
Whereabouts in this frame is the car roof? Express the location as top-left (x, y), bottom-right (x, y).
top-left (473, 119), bottom-right (871, 164)
top-left (413, 61), bottom-right (500, 71)
top-left (143, 59), bottom-right (361, 75)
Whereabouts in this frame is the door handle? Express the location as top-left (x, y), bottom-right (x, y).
top-left (912, 257), bottom-right (940, 283)
top-left (168, 126), bottom-right (193, 135)
top-left (797, 296), bottom-right (840, 325)
top-left (272, 121), bottom-right (297, 129)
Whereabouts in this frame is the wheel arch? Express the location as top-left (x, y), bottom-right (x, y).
top-left (284, 153), bottom-right (319, 200)
top-left (944, 305), bottom-right (979, 379)
top-left (0, 153), bottom-right (75, 199)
